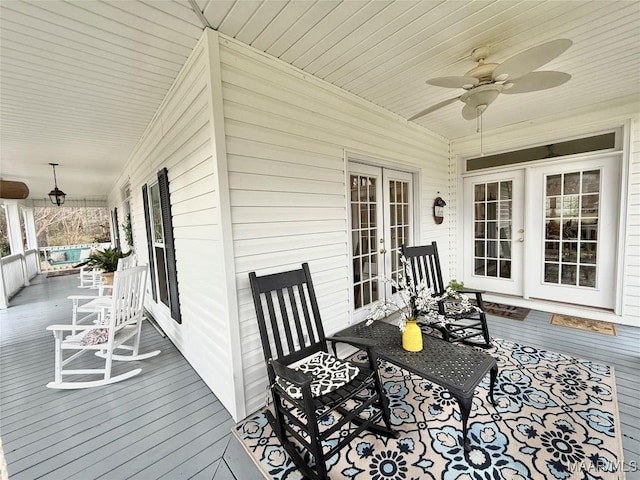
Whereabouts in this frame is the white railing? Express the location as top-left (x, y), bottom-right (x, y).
top-left (1, 254), bottom-right (25, 305)
top-left (25, 249), bottom-right (40, 279)
top-left (0, 249), bottom-right (43, 308)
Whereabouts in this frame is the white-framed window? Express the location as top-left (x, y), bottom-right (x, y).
top-left (142, 168), bottom-right (181, 323)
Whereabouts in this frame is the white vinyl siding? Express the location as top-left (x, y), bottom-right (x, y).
top-left (627, 118), bottom-right (640, 317)
top-left (217, 34), bottom-right (450, 415)
top-left (450, 101), bottom-right (640, 327)
top-left (108, 34), bottom-right (239, 417)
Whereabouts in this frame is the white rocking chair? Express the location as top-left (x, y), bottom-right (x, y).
top-left (78, 266), bottom-right (103, 289)
top-left (47, 265), bottom-right (160, 389)
top-left (69, 254), bottom-right (139, 328)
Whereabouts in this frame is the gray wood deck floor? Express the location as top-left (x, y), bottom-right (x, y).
top-left (1, 274), bottom-right (638, 479)
top-left (0, 274), bottom-right (244, 480)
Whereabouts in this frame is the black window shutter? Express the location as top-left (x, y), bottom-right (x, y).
top-left (112, 208), bottom-right (121, 249)
top-left (157, 168), bottom-right (181, 323)
top-left (141, 184), bottom-right (158, 302)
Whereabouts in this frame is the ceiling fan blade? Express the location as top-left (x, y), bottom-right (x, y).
top-left (426, 76), bottom-right (479, 89)
top-left (408, 96), bottom-right (461, 121)
top-left (492, 39), bottom-right (572, 81)
top-left (503, 71), bottom-right (571, 94)
top-left (462, 103), bottom-right (482, 120)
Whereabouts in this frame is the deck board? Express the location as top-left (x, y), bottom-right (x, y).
top-left (2, 274), bottom-right (638, 479)
top-left (1, 274), bottom-right (236, 480)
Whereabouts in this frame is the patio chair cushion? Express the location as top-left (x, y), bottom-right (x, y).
top-left (50, 251), bottom-right (67, 262)
top-left (276, 351), bottom-right (360, 399)
top-left (442, 300), bottom-right (480, 318)
top-left (79, 328), bottom-right (109, 345)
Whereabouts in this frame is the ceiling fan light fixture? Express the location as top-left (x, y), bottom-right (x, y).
top-left (461, 84), bottom-right (502, 109)
top-left (47, 163), bottom-right (66, 207)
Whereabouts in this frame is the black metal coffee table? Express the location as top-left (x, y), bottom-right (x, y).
top-left (334, 320), bottom-right (498, 450)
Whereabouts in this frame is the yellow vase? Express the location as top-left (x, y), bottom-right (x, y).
top-left (402, 319), bottom-right (423, 352)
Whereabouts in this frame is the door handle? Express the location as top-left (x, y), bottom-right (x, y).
top-left (517, 238), bottom-right (524, 243)
top-left (380, 248), bottom-right (387, 254)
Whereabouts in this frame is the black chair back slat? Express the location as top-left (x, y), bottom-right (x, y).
top-left (275, 289), bottom-right (296, 353)
top-left (264, 289), bottom-right (284, 360)
top-left (297, 283), bottom-right (316, 345)
top-left (286, 285), bottom-right (306, 348)
top-left (302, 264), bottom-right (326, 345)
top-left (431, 241), bottom-right (445, 293)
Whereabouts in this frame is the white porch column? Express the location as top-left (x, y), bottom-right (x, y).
top-left (23, 207), bottom-right (38, 250)
top-left (3, 200), bottom-right (29, 286)
top-left (4, 201), bottom-right (24, 256)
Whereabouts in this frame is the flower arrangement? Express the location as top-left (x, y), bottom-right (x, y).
top-left (366, 255), bottom-right (480, 331)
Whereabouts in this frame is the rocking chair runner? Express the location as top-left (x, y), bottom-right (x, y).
top-left (249, 263), bottom-right (396, 480)
top-left (402, 242), bottom-right (492, 348)
top-left (47, 265), bottom-right (160, 389)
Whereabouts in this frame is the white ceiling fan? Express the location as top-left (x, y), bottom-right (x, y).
top-left (409, 39), bottom-right (573, 122)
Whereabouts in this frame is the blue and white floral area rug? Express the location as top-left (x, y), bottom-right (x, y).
top-left (233, 339), bottom-right (625, 480)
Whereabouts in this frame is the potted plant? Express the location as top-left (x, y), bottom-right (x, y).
top-left (74, 247), bottom-right (131, 285)
top-left (122, 213), bottom-right (133, 249)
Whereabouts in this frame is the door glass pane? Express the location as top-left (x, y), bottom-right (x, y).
top-left (582, 170), bottom-right (600, 193)
top-left (150, 184), bottom-right (164, 243)
top-left (473, 180), bottom-right (513, 279)
top-left (499, 260), bottom-right (511, 278)
top-left (389, 179), bottom-right (410, 289)
top-left (563, 173), bottom-right (580, 194)
top-left (500, 182), bottom-right (512, 200)
top-left (543, 170), bottom-right (600, 288)
top-left (350, 175), bottom-right (379, 309)
top-left (546, 175), bottom-right (561, 195)
top-left (546, 197), bottom-right (560, 217)
top-left (579, 266), bottom-right (596, 287)
top-left (474, 258), bottom-right (485, 275)
top-left (545, 242), bottom-right (560, 261)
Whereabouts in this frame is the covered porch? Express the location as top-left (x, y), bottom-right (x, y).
top-left (1, 272), bottom-right (638, 478)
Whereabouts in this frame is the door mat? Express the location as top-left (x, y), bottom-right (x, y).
top-left (550, 314), bottom-right (617, 336)
top-left (483, 302), bottom-right (530, 320)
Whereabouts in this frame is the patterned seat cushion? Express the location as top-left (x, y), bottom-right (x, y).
top-left (442, 299), bottom-right (481, 318)
top-left (276, 351), bottom-right (360, 400)
top-left (80, 328), bottom-right (108, 345)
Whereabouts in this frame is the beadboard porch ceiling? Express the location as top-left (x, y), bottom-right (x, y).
top-left (1, 0), bottom-right (639, 200)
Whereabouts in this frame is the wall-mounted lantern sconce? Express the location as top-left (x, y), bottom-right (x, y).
top-left (433, 193), bottom-right (446, 224)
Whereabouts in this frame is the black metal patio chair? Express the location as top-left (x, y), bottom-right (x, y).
top-left (402, 242), bottom-right (492, 348)
top-left (249, 263), bottom-right (396, 480)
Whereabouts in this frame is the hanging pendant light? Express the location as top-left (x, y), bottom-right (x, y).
top-left (48, 163), bottom-right (66, 206)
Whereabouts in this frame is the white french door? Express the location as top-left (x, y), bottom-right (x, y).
top-left (349, 163), bottom-right (413, 322)
top-left (463, 155), bottom-right (620, 309)
top-left (526, 156), bottom-right (620, 308)
top-left (463, 170), bottom-right (525, 295)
